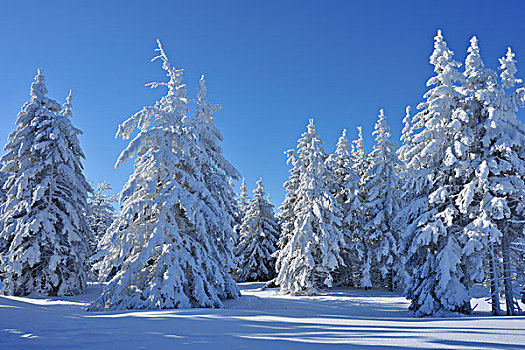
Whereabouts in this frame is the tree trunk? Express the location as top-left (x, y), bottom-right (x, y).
top-left (502, 232), bottom-right (516, 316)
top-left (489, 241), bottom-right (502, 316)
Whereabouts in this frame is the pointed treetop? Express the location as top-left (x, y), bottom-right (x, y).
top-left (146, 40), bottom-right (186, 99)
top-left (430, 29), bottom-right (461, 73)
top-left (468, 36), bottom-right (480, 57)
top-left (31, 68), bottom-right (48, 101)
top-left (465, 36), bottom-right (487, 81)
top-left (401, 106), bottom-right (413, 142)
top-left (373, 109), bottom-right (391, 140)
top-left (198, 74), bottom-right (207, 100)
top-left (196, 74), bottom-right (222, 116)
top-left (499, 47), bottom-right (522, 89)
top-left (335, 128), bottom-right (351, 157)
top-left (307, 118), bottom-right (315, 134)
top-left (353, 126), bottom-right (365, 154)
top-left (254, 178), bottom-right (266, 197)
top-left (61, 89), bottom-right (73, 118)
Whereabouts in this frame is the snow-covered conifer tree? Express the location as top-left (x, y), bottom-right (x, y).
top-left (361, 109), bottom-right (401, 291)
top-left (461, 46), bottom-right (525, 316)
top-left (351, 126), bottom-right (369, 180)
top-left (275, 119), bottom-right (345, 295)
top-left (327, 129), bottom-right (361, 287)
top-left (192, 74), bottom-right (241, 267)
top-left (235, 179), bottom-right (280, 282)
top-left (399, 30), bottom-right (475, 316)
top-left (231, 177), bottom-right (249, 246)
top-left (350, 126), bottom-right (372, 288)
top-left (87, 182), bottom-right (116, 254)
top-left (237, 178), bottom-right (249, 214)
top-left (0, 72), bottom-right (91, 296)
top-left (397, 106), bottom-right (414, 182)
top-left (90, 41), bottom-right (239, 310)
top-left (456, 36), bottom-right (503, 315)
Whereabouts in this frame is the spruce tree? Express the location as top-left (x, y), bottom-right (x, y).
top-left (0, 71), bottom-right (91, 296)
top-left (86, 181), bottom-right (116, 279)
top-left (275, 119), bottom-right (345, 295)
top-left (399, 30), bottom-right (474, 316)
top-left (235, 179), bottom-right (280, 282)
top-left (362, 109), bottom-right (401, 291)
top-left (458, 36), bottom-right (503, 315)
top-left (328, 129), bottom-right (361, 287)
top-left (237, 178), bottom-right (249, 214)
top-left (461, 46), bottom-right (525, 316)
top-left (351, 126), bottom-right (371, 288)
top-left (90, 41), bottom-right (239, 310)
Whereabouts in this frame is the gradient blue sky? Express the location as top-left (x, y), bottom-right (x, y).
top-left (1, 0), bottom-right (524, 205)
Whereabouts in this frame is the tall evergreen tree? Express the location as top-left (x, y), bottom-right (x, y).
top-left (457, 36), bottom-right (503, 316)
top-left (235, 179), bottom-right (280, 282)
top-left (399, 30), bottom-right (474, 316)
top-left (90, 41), bottom-right (239, 310)
top-left (192, 75), bottom-right (241, 268)
top-left (0, 71), bottom-right (91, 296)
top-left (350, 126), bottom-right (371, 288)
top-left (460, 46), bottom-right (525, 316)
top-left (231, 177), bottom-right (249, 246)
top-left (237, 178), bottom-right (249, 214)
top-left (361, 109), bottom-right (401, 291)
top-left (328, 129), bottom-right (361, 287)
top-left (87, 182), bottom-right (116, 254)
top-left (275, 119), bottom-right (345, 295)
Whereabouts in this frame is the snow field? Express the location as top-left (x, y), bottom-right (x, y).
top-left (1, 282), bottom-right (524, 350)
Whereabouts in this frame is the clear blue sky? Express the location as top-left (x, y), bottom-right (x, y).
top-left (1, 0), bottom-right (524, 205)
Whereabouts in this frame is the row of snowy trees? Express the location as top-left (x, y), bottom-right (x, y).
top-left (0, 32), bottom-right (523, 318)
top-left (272, 31), bottom-right (525, 317)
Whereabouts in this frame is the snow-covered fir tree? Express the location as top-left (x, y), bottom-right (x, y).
top-left (275, 119), bottom-right (345, 295)
top-left (0, 72), bottom-right (91, 296)
top-left (399, 30), bottom-right (476, 316)
top-left (192, 74), bottom-right (241, 267)
top-left (90, 41), bottom-right (239, 311)
top-left (456, 36), bottom-right (503, 316)
top-left (350, 126), bottom-right (371, 288)
top-left (235, 179), bottom-right (280, 282)
top-left (231, 177), bottom-right (249, 247)
top-left (327, 129), bottom-right (361, 287)
top-left (351, 126), bottom-right (369, 180)
top-left (460, 44), bottom-right (525, 316)
top-left (87, 182), bottom-right (116, 255)
top-left (236, 178), bottom-right (249, 215)
top-left (397, 106), bottom-right (414, 182)
top-left (361, 109), bottom-right (401, 291)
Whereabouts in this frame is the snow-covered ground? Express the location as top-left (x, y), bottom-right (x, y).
top-left (1, 282), bottom-right (524, 349)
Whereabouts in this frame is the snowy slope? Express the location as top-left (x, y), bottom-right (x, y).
top-left (1, 283), bottom-right (524, 349)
